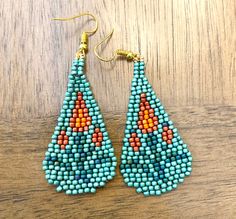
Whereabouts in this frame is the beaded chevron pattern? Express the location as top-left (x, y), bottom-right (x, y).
top-left (42, 58), bottom-right (117, 195)
top-left (120, 61), bottom-right (192, 196)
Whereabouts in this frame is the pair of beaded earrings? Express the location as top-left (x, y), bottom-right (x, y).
top-left (42, 13), bottom-right (192, 196)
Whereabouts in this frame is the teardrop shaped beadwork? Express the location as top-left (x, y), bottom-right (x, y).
top-left (42, 58), bottom-right (117, 195)
top-left (120, 61), bottom-right (192, 196)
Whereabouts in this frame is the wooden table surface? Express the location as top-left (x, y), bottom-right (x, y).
top-left (0, 0), bottom-right (236, 218)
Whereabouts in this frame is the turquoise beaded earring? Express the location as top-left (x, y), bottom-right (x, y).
top-left (42, 13), bottom-right (117, 195)
top-left (94, 30), bottom-right (192, 196)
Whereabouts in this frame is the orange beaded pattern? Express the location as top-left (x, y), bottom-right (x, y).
top-left (129, 133), bottom-right (141, 152)
top-left (162, 125), bottom-right (173, 144)
top-left (138, 93), bottom-right (158, 134)
top-left (70, 92), bottom-right (92, 132)
top-left (57, 130), bottom-right (69, 150)
top-left (92, 128), bottom-right (103, 147)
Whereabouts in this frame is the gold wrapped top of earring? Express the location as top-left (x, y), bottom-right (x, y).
top-left (115, 49), bottom-right (142, 61)
top-left (76, 32), bottom-right (89, 58)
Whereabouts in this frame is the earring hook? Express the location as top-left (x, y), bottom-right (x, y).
top-left (94, 29), bottom-right (141, 62)
top-left (52, 12), bottom-right (98, 36)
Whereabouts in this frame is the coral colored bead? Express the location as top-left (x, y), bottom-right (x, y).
top-left (167, 140), bottom-right (172, 144)
top-left (92, 138), bottom-right (97, 143)
top-left (60, 145), bottom-right (65, 150)
top-left (73, 128), bottom-right (77, 132)
top-left (61, 131), bottom-right (66, 135)
top-left (134, 147), bottom-right (139, 152)
top-left (92, 133), bottom-right (97, 138)
top-left (86, 121), bottom-right (91, 126)
top-left (139, 125), bottom-right (143, 129)
top-left (131, 133), bottom-right (137, 137)
top-left (149, 109), bottom-right (154, 113)
top-left (149, 113), bottom-right (154, 118)
top-left (63, 140), bottom-right (68, 145)
top-left (70, 118), bottom-right (75, 122)
top-left (95, 142), bottom-right (101, 147)
top-left (97, 137), bottom-right (103, 142)
top-left (167, 130), bottom-right (173, 134)
top-left (147, 128), bottom-right (153, 133)
top-left (98, 132), bottom-right (103, 137)
top-left (58, 135), bottom-right (63, 140)
top-left (130, 142), bottom-right (136, 147)
top-left (58, 140), bottom-right (63, 145)
top-left (163, 127), bottom-right (168, 131)
top-left (84, 126), bottom-right (89, 131)
top-left (139, 111), bottom-right (144, 116)
top-left (95, 128), bottom-right (100, 133)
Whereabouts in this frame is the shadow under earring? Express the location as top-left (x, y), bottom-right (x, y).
top-left (42, 13), bottom-right (117, 195)
top-left (94, 30), bottom-right (192, 196)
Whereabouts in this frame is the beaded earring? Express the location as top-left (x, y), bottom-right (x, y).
top-left (42, 13), bottom-right (117, 195)
top-left (94, 30), bottom-right (192, 196)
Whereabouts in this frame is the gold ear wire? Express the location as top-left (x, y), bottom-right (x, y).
top-left (52, 12), bottom-right (98, 58)
top-left (94, 29), bottom-right (117, 62)
top-left (94, 29), bottom-right (141, 62)
top-left (52, 12), bottom-right (98, 36)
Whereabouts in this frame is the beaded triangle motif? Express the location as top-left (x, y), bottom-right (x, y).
top-left (120, 61), bottom-right (192, 196)
top-left (42, 58), bottom-right (117, 195)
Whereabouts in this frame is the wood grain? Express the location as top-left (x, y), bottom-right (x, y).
top-left (0, 0), bottom-right (236, 218)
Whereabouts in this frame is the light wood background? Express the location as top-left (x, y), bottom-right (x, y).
top-left (0, 0), bottom-right (236, 218)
